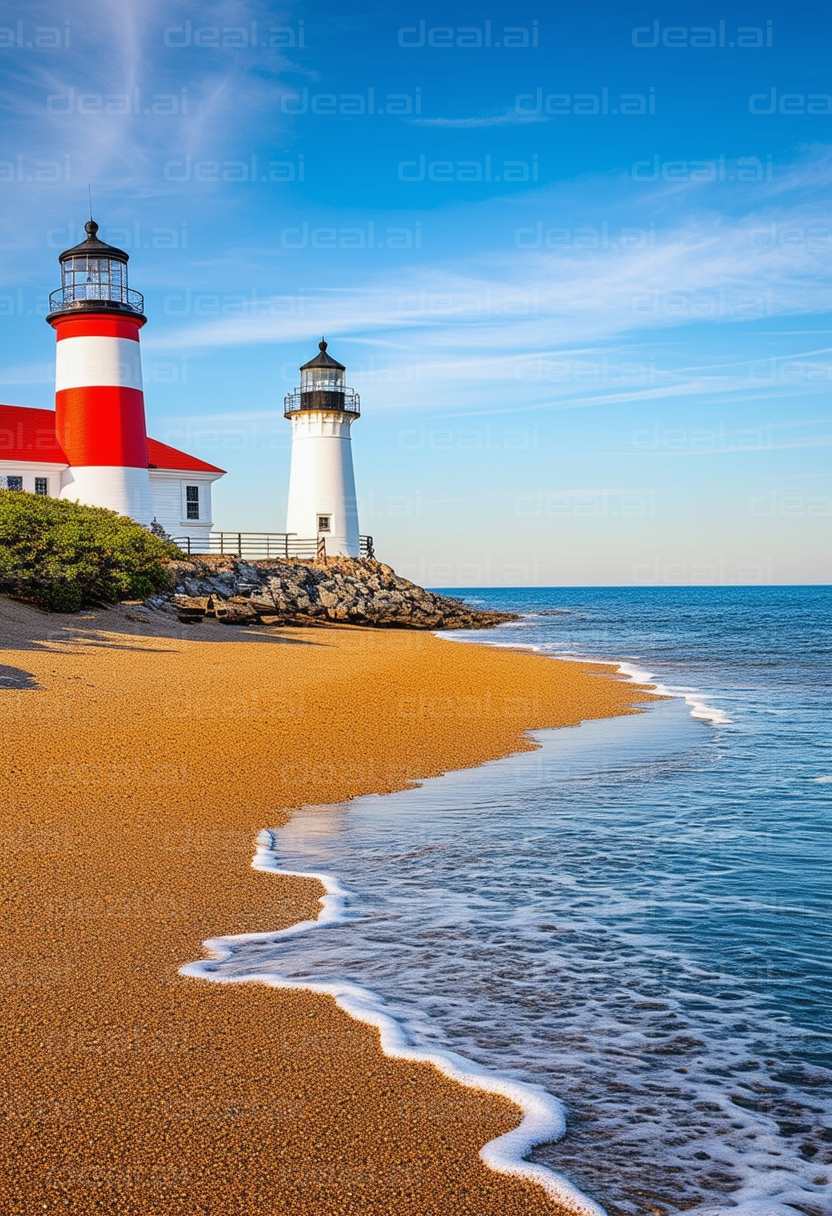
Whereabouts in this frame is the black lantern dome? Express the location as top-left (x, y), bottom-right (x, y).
top-left (284, 339), bottom-right (360, 417)
top-left (47, 219), bottom-right (145, 321)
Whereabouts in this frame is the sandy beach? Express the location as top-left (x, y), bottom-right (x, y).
top-left (0, 597), bottom-right (652, 1215)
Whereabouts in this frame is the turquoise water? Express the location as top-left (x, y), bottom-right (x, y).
top-left (199, 587), bottom-right (831, 1216)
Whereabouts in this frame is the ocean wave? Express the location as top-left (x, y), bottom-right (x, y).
top-left (613, 661), bottom-right (733, 726)
top-left (181, 705), bottom-right (830, 1216)
top-left (181, 828), bottom-right (607, 1216)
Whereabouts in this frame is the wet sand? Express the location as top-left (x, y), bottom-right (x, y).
top-left (0, 597), bottom-right (653, 1214)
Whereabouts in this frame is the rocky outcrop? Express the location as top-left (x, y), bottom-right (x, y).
top-left (163, 556), bottom-right (516, 630)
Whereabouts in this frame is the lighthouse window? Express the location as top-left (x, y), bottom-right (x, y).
top-left (64, 255), bottom-right (126, 303)
top-left (35, 478), bottom-right (48, 495)
top-left (5, 476), bottom-right (23, 491)
top-left (185, 485), bottom-right (200, 520)
top-left (317, 515), bottom-right (331, 533)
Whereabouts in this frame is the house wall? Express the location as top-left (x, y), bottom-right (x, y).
top-left (0, 461), bottom-right (65, 496)
top-left (148, 471), bottom-right (216, 543)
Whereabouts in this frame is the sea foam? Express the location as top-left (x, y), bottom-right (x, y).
top-left (181, 827), bottom-right (607, 1216)
top-left (438, 624), bottom-right (733, 725)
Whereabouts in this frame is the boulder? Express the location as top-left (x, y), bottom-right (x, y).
top-left (163, 556), bottom-right (516, 630)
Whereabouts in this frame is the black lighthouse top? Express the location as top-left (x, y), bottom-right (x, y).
top-left (47, 219), bottom-right (145, 322)
top-left (300, 338), bottom-right (346, 374)
top-left (284, 339), bottom-right (360, 418)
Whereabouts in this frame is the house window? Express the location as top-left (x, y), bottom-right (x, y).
top-left (34, 478), bottom-right (48, 495)
top-left (6, 476), bottom-right (23, 491)
top-left (185, 485), bottom-right (200, 520)
top-left (317, 515), bottom-right (331, 533)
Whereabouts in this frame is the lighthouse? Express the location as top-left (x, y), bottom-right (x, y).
top-left (46, 219), bottom-right (153, 523)
top-left (284, 340), bottom-right (360, 557)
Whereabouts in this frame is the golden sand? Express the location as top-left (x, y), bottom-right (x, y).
top-left (0, 597), bottom-right (653, 1214)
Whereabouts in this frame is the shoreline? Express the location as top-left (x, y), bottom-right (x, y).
top-left (1, 595), bottom-right (655, 1215)
top-left (437, 629), bottom-right (730, 725)
top-left (184, 828), bottom-right (607, 1216)
top-left (183, 643), bottom-right (687, 1214)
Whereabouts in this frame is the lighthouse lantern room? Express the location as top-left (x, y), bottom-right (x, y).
top-left (284, 340), bottom-right (361, 557)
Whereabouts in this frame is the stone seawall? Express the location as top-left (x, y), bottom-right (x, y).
top-left (166, 556), bottom-right (517, 630)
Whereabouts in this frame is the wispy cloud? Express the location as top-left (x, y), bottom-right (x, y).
top-left (149, 185), bottom-right (832, 362)
top-left (0, 0), bottom-right (297, 269)
top-left (622, 436), bottom-right (832, 457)
top-left (130, 150), bottom-right (832, 421)
top-left (411, 110), bottom-right (547, 128)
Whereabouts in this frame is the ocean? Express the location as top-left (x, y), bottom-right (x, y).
top-left (185, 586), bottom-right (831, 1216)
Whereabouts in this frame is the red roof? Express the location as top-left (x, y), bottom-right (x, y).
top-left (0, 404), bottom-right (224, 475)
top-left (0, 404), bottom-right (64, 461)
top-left (146, 436), bottom-right (224, 474)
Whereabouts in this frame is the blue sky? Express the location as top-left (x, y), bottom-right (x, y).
top-left (1, 0), bottom-right (830, 585)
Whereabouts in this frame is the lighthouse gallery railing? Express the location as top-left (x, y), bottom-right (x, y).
top-left (48, 285), bottom-right (145, 314)
top-left (283, 388), bottom-right (360, 416)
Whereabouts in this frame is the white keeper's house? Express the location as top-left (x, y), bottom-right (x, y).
top-left (0, 216), bottom-right (370, 559)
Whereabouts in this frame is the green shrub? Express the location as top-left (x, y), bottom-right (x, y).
top-left (0, 489), bottom-right (181, 612)
top-left (38, 580), bottom-right (84, 613)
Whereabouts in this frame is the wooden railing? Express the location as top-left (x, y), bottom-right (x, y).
top-left (171, 533), bottom-right (374, 560)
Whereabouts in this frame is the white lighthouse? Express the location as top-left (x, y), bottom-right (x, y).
top-left (284, 339), bottom-right (360, 557)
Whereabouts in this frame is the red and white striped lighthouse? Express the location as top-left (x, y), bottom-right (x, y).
top-left (46, 219), bottom-right (153, 522)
